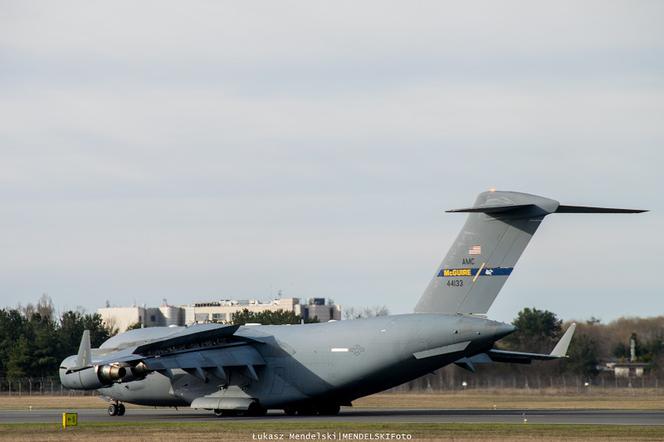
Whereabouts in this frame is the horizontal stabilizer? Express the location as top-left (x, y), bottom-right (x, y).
top-left (446, 204), bottom-right (536, 214)
top-left (447, 204), bottom-right (647, 215)
top-left (555, 205), bottom-right (647, 214)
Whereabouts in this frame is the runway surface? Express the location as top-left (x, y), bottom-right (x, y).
top-left (2, 408), bottom-right (663, 425)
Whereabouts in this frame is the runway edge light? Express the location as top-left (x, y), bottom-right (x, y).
top-left (62, 412), bottom-right (77, 429)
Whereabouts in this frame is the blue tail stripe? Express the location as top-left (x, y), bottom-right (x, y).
top-left (437, 267), bottom-right (514, 277)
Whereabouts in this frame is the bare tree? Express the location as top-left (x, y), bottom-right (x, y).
top-left (36, 294), bottom-right (55, 321)
top-left (19, 294), bottom-right (56, 321)
top-left (344, 305), bottom-right (390, 320)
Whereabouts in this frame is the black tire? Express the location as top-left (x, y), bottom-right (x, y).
top-left (213, 409), bottom-right (223, 417)
top-left (318, 404), bottom-right (340, 416)
top-left (283, 407), bottom-right (297, 416)
top-left (117, 404), bottom-right (125, 416)
top-left (108, 404), bottom-right (118, 416)
top-left (246, 402), bottom-right (267, 417)
top-left (297, 408), bottom-right (317, 416)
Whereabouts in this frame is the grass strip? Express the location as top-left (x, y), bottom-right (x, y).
top-left (1, 422), bottom-right (664, 441)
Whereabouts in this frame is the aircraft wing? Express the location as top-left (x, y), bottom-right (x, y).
top-left (455, 323), bottom-right (576, 371)
top-left (78, 323), bottom-right (266, 385)
top-left (482, 349), bottom-right (565, 364)
top-left (132, 323), bottom-right (242, 354)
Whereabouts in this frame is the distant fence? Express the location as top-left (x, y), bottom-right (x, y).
top-left (1, 373), bottom-right (662, 396)
top-left (393, 371), bottom-right (664, 393)
top-left (0, 377), bottom-right (95, 396)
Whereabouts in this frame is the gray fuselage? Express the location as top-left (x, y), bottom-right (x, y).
top-left (58, 190), bottom-right (644, 412)
top-left (69, 314), bottom-right (512, 408)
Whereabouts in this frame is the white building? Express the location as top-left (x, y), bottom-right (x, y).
top-left (302, 298), bottom-right (342, 322)
top-left (98, 301), bottom-right (184, 332)
top-left (183, 297), bottom-right (303, 324)
top-left (97, 306), bottom-right (144, 332)
top-left (98, 297), bottom-right (340, 330)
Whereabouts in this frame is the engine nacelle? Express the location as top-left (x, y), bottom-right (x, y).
top-left (60, 364), bottom-right (126, 390)
top-left (98, 364), bottom-right (126, 383)
top-left (116, 362), bottom-right (151, 383)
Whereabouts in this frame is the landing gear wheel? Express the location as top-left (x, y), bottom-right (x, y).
top-left (108, 404), bottom-right (118, 416)
top-left (318, 404), bottom-right (340, 416)
top-left (247, 402), bottom-right (267, 417)
top-left (117, 404), bottom-right (126, 416)
top-left (213, 409), bottom-right (223, 417)
top-left (283, 407), bottom-right (297, 416)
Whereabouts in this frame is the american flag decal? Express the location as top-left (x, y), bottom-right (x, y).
top-left (469, 245), bottom-right (481, 255)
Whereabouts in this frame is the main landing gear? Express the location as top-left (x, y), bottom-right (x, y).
top-left (108, 402), bottom-right (126, 416)
top-left (283, 404), bottom-right (340, 416)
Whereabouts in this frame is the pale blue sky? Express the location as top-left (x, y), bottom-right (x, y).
top-left (1, 1), bottom-right (662, 323)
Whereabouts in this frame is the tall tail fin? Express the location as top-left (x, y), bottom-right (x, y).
top-left (414, 191), bottom-right (646, 315)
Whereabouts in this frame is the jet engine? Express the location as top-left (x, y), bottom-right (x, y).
top-left (117, 362), bottom-right (150, 383)
top-left (60, 364), bottom-right (127, 390)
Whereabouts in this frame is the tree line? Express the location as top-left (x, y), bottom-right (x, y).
top-left (0, 295), bottom-right (115, 380)
top-left (1, 295), bottom-right (662, 381)
top-left (487, 307), bottom-right (664, 379)
top-left (230, 308), bottom-right (319, 325)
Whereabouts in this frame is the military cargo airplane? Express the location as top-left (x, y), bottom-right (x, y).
top-left (59, 191), bottom-right (645, 416)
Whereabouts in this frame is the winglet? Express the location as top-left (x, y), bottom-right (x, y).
top-left (76, 330), bottom-right (92, 368)
top-left (550, 323), bottom-right (576, 357)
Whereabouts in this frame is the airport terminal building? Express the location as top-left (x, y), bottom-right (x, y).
top-left (96, 303), bottom-right (184, 332)
top-left (98, 297), bottom-right (341, 331)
